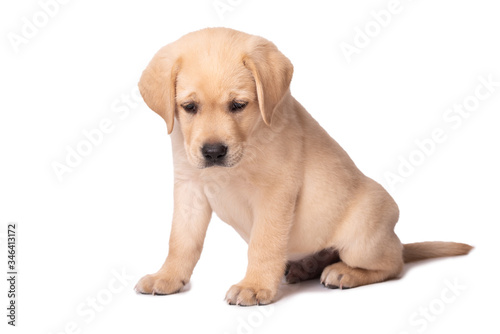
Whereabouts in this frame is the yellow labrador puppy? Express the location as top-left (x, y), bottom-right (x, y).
top-left (135, 28), bottom-right (472, 305)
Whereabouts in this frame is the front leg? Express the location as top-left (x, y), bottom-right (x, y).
top-left (135, 180), bottom-right (211, 295)
top-left (225, 188), bottom-right (296, 306)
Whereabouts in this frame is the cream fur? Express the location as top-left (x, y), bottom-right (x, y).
top-left (134, 28), bottom-right (472, 305)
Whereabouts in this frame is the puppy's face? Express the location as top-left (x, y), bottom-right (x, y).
top-left (139, 28), bottom-right (294, 169)
top-left (175, 58), bottom-right (259, 168)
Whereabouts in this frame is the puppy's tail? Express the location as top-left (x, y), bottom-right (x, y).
top-left (403, 241), bottom-right (473, 263)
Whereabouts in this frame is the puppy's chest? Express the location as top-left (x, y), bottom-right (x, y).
top-left (201, 172), bottom-right (254, 241)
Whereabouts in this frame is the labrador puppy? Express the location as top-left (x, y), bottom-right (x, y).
top-left (134, 28), bottom-right (472, 305)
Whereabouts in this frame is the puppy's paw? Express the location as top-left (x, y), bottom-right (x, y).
top-left (320, 262), bottom-right (358, 289)
top-left (321, 262), bottom-right (367, 289)
top-left (225, 282), bottom-right (275, 306)
top-left (284, 262), bottom-right (310, 284)
top-left (285, 248), bottom-right (340, 283)
top-left (134, 272), bottom-right (186, 295)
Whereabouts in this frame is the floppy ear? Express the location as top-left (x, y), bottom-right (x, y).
top-left (138, 45), bottom-right (181, 134)
top-left (244, 39), bottom-right (293, 125)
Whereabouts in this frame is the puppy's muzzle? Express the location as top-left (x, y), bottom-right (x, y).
top-left (201, 143), bottom-right (228, 166)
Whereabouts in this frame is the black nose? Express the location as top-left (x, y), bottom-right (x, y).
top-left (201, 143), bottom-right (227, 162)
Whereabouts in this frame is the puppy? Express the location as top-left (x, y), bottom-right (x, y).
top-left (134, 28), bottom-right (472, 305)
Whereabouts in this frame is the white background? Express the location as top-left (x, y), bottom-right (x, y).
top-left (1, 0), bottom-right (499, 333)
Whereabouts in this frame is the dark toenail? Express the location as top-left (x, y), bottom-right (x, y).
top-left (325, 284), bottom-right (339, 289)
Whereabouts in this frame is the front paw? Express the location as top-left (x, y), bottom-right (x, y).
top-left (225, 282), bottom-right (276, 306)
top-left (134, 272), bottom-right (186, 295)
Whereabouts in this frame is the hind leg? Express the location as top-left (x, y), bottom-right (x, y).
top-left (321, 232), bottom-right (403, 289)
top-left (321, 184), bottom-right (404, 289)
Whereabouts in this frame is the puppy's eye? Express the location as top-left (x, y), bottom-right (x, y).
top-left (182, 103), bottom-right (197, 114)
top-left (230, 101), bottom-right (247, 112)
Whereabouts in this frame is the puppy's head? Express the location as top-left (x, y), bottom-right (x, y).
top-left (139, 28), bottom-right (293, 168)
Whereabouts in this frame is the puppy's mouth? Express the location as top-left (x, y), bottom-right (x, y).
top-left (203, 159), bottom-right (229, 168)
